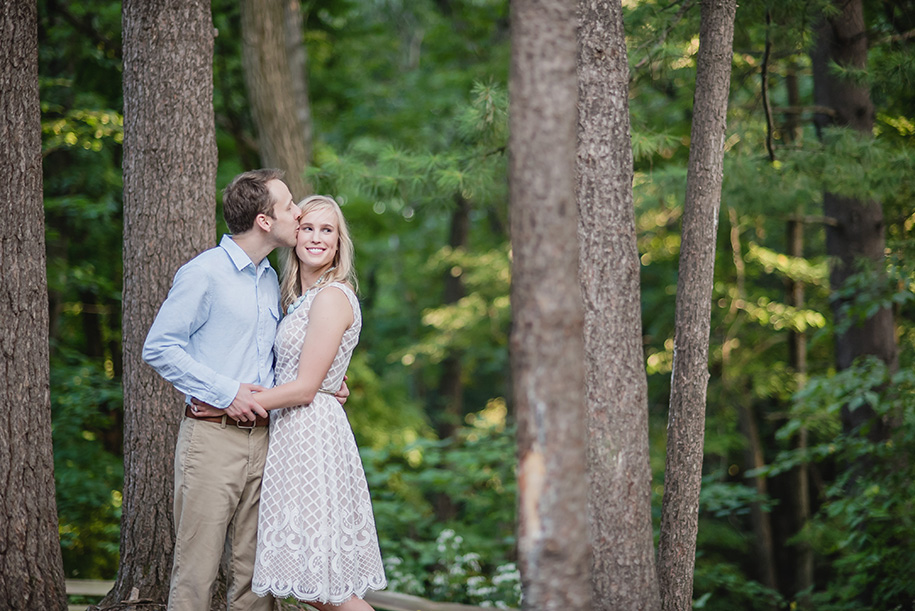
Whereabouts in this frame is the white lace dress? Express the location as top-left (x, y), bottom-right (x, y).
top-left (252, 283), bottom-right (386, 603)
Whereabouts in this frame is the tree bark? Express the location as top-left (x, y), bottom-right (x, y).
top-left (576, 1), bottom-right (660, 609)
top-left (0, 2), bottom-right (68, 609)
top-left (99, 0), bottom-right (217, 607)
top-left (284, 0), bottom-right (312, 159)
top-left (657, 1), bottom-right (736, 609)
top-left (240, 0), bottom-right (311, 199)
top-left (811, 0), bottom-right (898, 438)
top-left (509, 1), bottom-right (591, 609)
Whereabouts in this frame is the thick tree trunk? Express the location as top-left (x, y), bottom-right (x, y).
top-left (657, 1), bottom-right (736, 609)
top-left (0, 2), bottom-right (68, 609)
top-left (509, 1), bottom-right (591, 609)
top-left (240, 0), bottom-right (311, 199)
top-left (576, 1), bottom-right (660, 609)
top-left (811, 0), bottom-right (898, 438)
top-left (100, 0), bottom-right (217, 607)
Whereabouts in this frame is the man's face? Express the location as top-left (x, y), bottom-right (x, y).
top-left (265, 179), bottom-right (301, 248)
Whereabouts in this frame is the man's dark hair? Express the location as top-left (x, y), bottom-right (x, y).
top-left (222, 168), bottom-right (285, 234)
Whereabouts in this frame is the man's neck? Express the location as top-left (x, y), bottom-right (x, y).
top-left (230, 231), bottom-right (273, 266)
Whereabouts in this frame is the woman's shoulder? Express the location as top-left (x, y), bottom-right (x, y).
top-left (313, 282), bottom-right (359, 323)
top-left (313, 282), bottom-right (357, 308)
top-left (319, 281), bottom-right (357, 299)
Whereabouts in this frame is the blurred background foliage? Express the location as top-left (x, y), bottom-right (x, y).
top-left (40, 0), bottom-right (913, 608)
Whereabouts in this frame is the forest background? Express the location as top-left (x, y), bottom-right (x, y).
top-left (39, 0), bottom-right (913, 609)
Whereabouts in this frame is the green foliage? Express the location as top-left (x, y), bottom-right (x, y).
top-left (345, 349), bottom-right (429, 450)
top-left (308, 71), bottom-right (511, 434)
top-left (627, 1), bottom-right (915, 608)
top-left (693, 562), bottom-right (784, 611)
top-left (701, 476), bottom-right (774, 519)
top-left (772, 359), bottom-right (915, 609)
top-left (52, 348), bottom-right (123, 578)
top-left (774, 127), bottom-right (915, 203)
top-left (830, 257), bottom-right (915, 334)
top-left (39, 0), bottom-right (126, 579)
top-left (405, 245), bottom-right (510, 368)
top-left (361, 410), bottom-right (519, 607)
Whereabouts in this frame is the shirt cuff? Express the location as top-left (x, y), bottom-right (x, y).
top-left (202, 377), bottom-right (241, 409)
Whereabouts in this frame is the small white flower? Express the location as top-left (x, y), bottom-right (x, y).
top-left (437, 528), bottom-right (456, 542)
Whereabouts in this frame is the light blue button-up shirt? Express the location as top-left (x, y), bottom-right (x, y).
top-left (142, 235), bottom-right (280, 409)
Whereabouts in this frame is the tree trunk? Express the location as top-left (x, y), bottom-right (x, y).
top-left (811, 0), bottom-right (898, 437)
top-left (657, 1), bottom-right (736, 609)
top-left (724, 208), bottom-right (779, 599)
top-left (509, 1), bottom-right (591, 609)
top-left (99, 0), bottom-right (217, 607)
top-left (0, 2), bottom-right (68, 609)
top-left (576, 1), bottom-right (660, 609)
top-left (723, 208), bottom-right (779, 598)
top-left (284, 0), bottom-right (312, 159)
top-left (785, 215), bottom-right (814, 602)
top-left (433, 193), bottom-right (470, 440)
top-left (240, 0), bottom-right (311, 199)
top-left (736, 400), bottom-right (779, 594)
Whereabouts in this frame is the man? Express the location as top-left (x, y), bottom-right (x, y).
top-left (144, 169), bottom-right (303, 610)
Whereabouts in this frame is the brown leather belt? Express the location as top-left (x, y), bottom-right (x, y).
top-left (185, 405), bottom-right (269, 428)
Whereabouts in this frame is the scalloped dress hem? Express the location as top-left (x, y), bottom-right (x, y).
top-left (252, 577), bottom-right (388, 605)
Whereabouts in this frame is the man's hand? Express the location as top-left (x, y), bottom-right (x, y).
top-left (223, 383), bottom-right (268, 422)
top-left (335, 377), bottom-right (350, 406)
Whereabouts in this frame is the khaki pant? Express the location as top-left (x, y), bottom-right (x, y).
top-left (168, 416), bottom-right (273, 611)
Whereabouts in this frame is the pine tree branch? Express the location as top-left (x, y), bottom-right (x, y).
top-left (870, 27), bottom-right (915, 47)
top-left (631, 0), bottom-right (696, 74)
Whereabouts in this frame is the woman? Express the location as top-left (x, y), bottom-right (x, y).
top-left (247, 195), bottom-right (386, 609)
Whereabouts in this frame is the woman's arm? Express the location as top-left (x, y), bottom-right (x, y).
top-left (254, 285), bottom-right (355, 411)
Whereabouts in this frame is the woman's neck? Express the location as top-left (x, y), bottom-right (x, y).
top-left (299, 264), bottom-right (335, 292)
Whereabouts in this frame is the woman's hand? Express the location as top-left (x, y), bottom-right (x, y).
top-left (191, 382), bottom-right (267, 420)
top-left (335, 376), bottom-right (350, 406)
top-left (189, 398), bottom-right (223, 418)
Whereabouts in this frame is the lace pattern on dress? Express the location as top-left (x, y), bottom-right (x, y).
top-left (252, 283), bottom-right (387, 603)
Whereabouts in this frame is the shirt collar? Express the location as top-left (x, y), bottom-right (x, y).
top-left (219, 234), bottom-right (274, 274)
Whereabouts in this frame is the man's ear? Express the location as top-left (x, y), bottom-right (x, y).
top-left (255, 213), bottom-right (272, 232)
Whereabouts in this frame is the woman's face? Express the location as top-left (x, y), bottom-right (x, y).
top-left (296, 206), bottom-right (339, 271)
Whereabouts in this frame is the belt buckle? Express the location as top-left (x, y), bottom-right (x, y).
top-left (236, 418), bottom-right (256, 429)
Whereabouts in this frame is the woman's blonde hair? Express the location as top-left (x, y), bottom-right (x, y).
top-left (279, 195), bottom-right (357, 312)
